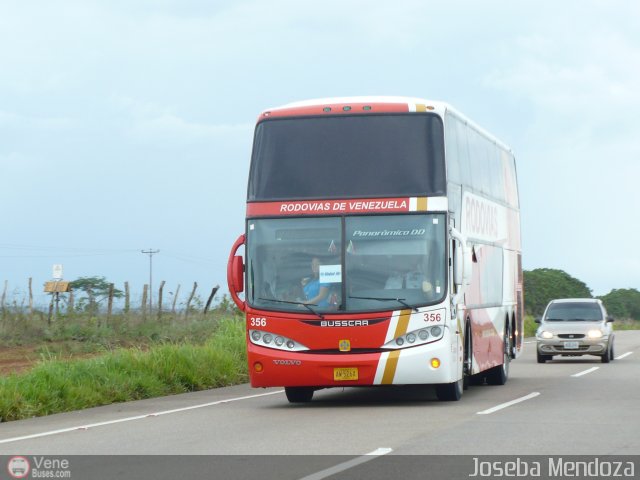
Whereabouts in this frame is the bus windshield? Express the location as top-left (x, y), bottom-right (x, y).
top-left (248, 114), bottom-right (445, 201)
top-left (247, 214), bottom-right (447, 313)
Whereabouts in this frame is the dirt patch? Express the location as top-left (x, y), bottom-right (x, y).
top-left (0, 346), bottom-right (41, 376)
top-left (0, 344), bottom-right (104, 377)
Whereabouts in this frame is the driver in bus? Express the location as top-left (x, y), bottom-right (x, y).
top-left (384, 258), bottom-right (433, 294)
top-left (301, 257), bottom-right (331, 306)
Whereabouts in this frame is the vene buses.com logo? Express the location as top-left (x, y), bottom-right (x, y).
top-left (7, 456), bottom-right (30, 479)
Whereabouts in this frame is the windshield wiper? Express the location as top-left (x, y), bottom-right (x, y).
top-left (258, 297), bottom-right (324, 319)
top-left (349, 295), bottom-right (418, 312)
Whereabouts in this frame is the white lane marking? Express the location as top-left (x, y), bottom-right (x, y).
top-left (615, 352), bottom-right (633, 360)
top-left (477, 392), bottom-right (540, 415)
top-left (298, 448), bottom-right (393, 480)
top-left (571, 367), bottom-right (599, 377)
top-left (0, 390), bottom-right (284, 445)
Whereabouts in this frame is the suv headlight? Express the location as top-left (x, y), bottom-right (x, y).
top-left (587, 329), bottom-right (604, 339)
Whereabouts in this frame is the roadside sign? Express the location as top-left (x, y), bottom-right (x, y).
top-left (52, 264), bottom-right (63, 279)
top-left (44, 281), bottom-right (70, 293)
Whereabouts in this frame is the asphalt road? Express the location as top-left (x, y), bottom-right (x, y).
top-left (1, 330), bottom-right (638, 478)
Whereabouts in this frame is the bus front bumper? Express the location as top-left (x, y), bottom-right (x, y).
top-left (247, 339), bottom-right (460, 388)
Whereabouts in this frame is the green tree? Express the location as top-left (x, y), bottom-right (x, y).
top-left (524, 268), bottom-right (592, 316)
top-left (598, 288), bottom-right (640, 320)
top-left (69, 276), bottom-right (123, 313)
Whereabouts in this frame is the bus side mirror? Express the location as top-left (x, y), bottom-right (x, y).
top-left (454, 246), bottom-right (463, 287)
top-left (454, 243), bottom-right (473, 287)
top-left (227, 234), bottom-right (246, 311)
top-left (451, 227), bottom-right (472, 288)
top-left (231, 256), bottom-right (244, 293)
top-left (462, 244), bottom-right (472, 286)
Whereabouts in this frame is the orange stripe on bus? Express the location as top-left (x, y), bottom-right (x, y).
top-left (394, 309), bottom-right (411, 338)
top-left (417, 197), bottom-right (428, 211)
top-left (381, 350), bottom-right (401, 384)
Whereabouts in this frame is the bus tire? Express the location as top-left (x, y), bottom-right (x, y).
top-left (509, 316), bottom-right (517, 359)
top-left (285, 387), bottom-right (314, 403)
top-left (436, 344), bottom-right (464, 401)
top-left (486, 321), bottom-right (510, 386)
top-left (463, 321), bottom-right (473, 390)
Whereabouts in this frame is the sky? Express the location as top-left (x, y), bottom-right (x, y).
top-left (1, 0), bottom-right (639, 307)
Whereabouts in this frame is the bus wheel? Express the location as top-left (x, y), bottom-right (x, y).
top-left (486, 321), bottom-right (510, 386)
top-left (285, 387), bottom-right (314, 403)
top-left (436, 345), bottom-right (464, 401)
top-left (463, 321), bottom-right (473, 390)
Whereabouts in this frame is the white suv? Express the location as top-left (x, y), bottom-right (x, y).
top-left (535, 298), bottom-right (615, 363)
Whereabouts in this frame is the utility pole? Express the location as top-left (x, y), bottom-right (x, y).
top-left (141, 249), bottom-right (160, 312)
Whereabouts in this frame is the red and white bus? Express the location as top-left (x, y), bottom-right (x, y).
top-left (228, 97), bottom-right (522, 402)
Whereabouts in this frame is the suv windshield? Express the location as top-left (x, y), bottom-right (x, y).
top-left (544, 302), bottom-right (603, 322)
top-left (246, 214), bottom-right (447, 313)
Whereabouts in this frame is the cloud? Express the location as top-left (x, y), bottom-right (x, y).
top-left (0, 110), bottom-right (75, 130)
top-left (485, 25), bottom-right (640, 115)
top-left (109, 94), bottom-right (252, 144)
top-left (131, 114), bottom-right (251, 142)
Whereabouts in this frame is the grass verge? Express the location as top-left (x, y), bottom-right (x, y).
top-left (523, 315), bottom-right (538, 338)
top-left (0, 316), bottom-right (247, 422)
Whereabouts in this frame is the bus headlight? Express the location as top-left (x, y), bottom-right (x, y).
top-left (249, 330), bottom-right (309, 352)
top-left (383, 325), bottom-right (445, 350)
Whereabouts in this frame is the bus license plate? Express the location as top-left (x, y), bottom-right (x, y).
top-left (334, 367), bottom-right (358, 381)
top-left (564, 341), bottom-right (579, 349)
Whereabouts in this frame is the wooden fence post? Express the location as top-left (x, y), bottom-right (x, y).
top-left (28, 277), bottom-right (34, 319)
top-left (185, 282), bottom-right (198, 319)
top-left (68, 289), bottom-right (75, 316)
top-left (1, 280), bottom-right (7, 318)
top-left (107, 283), bottom-right (114, 321)
top-left (47, 293), bottom-right (54, 326)
top-left (124, 281), bottom-right (130, 314)
top-left (172, 284), bottom-right (181, 314)
top-left (157, 280), bottom-right (166, 320)
top-left (87, 286), bottom-right (96, 325)
top-left (204, 285), bottom-right (220, 314)
top-left (141, 284), bottom-right (148, 320)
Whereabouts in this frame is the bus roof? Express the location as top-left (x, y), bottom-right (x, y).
top-left (259, 96), bottom-right (513, 154)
